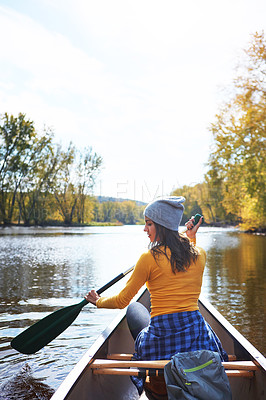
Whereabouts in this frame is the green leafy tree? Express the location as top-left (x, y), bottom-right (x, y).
top-left (75, 147), bottom-right (103, 224)
top-left (16, 131), bottom-right (63, 225)
top-left (0, 113), bottom-right (37, 224)
top-left (53, 144), bottom-right (102, 225)
top-left (52, 143), bottom-right (77, 225)
top-left (115, 201), bottom-right (140, 224)
top-left (101, 201), bottom-right (116, 223)
top-left (171, 185), bottom-right (203, 223)
top-left (93, 201), bottom-right (104, 222)
top-left (207, 32), bottom-right (266, 230)
top-left (0, 113), bottom-right (103, 226)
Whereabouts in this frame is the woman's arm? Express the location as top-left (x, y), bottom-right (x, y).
top-left (85, 252), bottom-right (151, 309)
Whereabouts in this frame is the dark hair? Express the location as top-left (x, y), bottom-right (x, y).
top-left (149, 222), bottom-right (198, 273)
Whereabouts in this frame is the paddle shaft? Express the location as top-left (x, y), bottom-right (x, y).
top-left (11, 265), bottom-right (135, 354)
top-left (97, 265), bottom-right (134, 295)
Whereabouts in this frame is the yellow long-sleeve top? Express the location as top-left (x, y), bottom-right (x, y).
top-left (96, 238), bottom-right (206, 318)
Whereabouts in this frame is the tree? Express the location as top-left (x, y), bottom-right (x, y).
top-left (207, 32), bottom-right (266, 230)
top-left (0, 113), bottom-right (103, 226)
top-left (16, 130), bottom-right (63, 225)
top-left (75, 147), bottom-right (103, 224)
top-left (101, 201), bottom-right (116, 223)
top-left (53, 144), bottom-right (102, 225)
top-left (115, 201), bottom-right (140, 224)
top-left (0, 113), bottom-right (37, 224)
top-left (51, 143), bottom-right (77, 225)
top-left (171, 185), bottom-right (203, 223)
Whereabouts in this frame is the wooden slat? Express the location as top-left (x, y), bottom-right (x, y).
top-left (92, 359), bottom-right (258, 371)
top-left (92, 359), bottom-right (168, 369)
top-left (92, 367), bottom-right (254, 378)
top-left (107, 353), bottom-right (133, 360)
top-left (226, 370), bottom-right (254, 378)
top-left (107, 353), bottom-right (237, 361)
top-left (222, 361), bottom-right (258, 370)
top-left (93, 368), bottom-right (141, 376)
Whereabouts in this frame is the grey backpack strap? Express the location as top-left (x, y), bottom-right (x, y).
top-left (164, 350), bottom-right (232, 400)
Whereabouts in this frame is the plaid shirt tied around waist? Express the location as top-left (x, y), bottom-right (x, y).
top-left (131, 310), bottom-right (228, 394)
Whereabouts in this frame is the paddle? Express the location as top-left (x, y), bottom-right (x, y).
top-left (11, 265), bottom-right (134, 355)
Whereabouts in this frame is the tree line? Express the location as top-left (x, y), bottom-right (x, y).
top-left (0, 113), bottom-right (145, 226)
top-left (0, 113), bottom-right (101, 225)
top-left (173, 32), bottom-right (265, 232)
top-left (1, 32), bottom-right (265, 230)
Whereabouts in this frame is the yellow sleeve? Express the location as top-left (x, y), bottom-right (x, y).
top-left (96, 252), bottom-right (151, 309)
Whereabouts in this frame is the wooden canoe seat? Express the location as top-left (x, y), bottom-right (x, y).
top-left (106, 353), bottom-right (237, 361)
top-left (91, 355), bottom-right (257, 378)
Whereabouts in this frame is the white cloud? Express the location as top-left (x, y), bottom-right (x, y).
top-left (0, 7), bottom-right (109, 97)
top-left (0, 1), bottom-right (265, 201)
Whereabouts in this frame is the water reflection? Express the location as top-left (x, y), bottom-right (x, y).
top-left (0, 226), bottom-right (265, 399)
top-left (201, 231), bottom-right (266, 354)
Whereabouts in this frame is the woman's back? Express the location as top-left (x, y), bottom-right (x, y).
top-left (139, 246), bottom-right (206, 317)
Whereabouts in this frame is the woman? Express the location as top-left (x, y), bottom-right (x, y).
top-left (85, 196), bottom-right (228, 397)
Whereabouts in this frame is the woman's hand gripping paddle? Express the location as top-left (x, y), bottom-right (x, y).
top-left (11, 266), bottom-right (134, 355)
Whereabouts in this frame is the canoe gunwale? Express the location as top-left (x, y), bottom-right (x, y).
top-left (50, 287), bottom-right (147, 400)
top-left (199, 294), bottom-right (266, 371)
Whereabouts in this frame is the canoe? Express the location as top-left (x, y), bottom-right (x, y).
top-left (51, 287), bottom-right (266, 400)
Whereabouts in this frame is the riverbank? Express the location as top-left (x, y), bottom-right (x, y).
top-left (1, 221), bottom-right (265, 234)
top-left (0, 221), bottom-right (124, 228)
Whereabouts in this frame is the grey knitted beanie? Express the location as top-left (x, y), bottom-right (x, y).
top-left (144, 196), bottom-right (185, 231)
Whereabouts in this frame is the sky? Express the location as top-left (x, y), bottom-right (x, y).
top-left (0, 0), bottom-right (265, 203)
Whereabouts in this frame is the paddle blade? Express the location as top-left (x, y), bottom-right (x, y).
top-left (11, 299), bottom-right (88, 354)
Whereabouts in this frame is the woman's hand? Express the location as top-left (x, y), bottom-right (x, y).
top-left (185, 215), bottom-right (203, 239)
top-left (85, 290), bottom-right (100, 306)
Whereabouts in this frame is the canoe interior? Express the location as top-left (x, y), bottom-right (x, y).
top-left (198, 295), bottom-right (266, 400)
top-left (51, 288), bottom-right (265, 400)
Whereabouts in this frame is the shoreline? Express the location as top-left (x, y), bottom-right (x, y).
top-left (0, 222), bottom-right (265, 235)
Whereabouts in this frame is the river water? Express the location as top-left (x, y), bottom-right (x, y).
top-left (0, 225), bottom-right (265, 399)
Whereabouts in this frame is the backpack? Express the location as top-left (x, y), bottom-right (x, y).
top-left (164, 350), bottom-right (232, 400)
